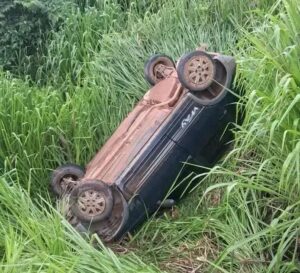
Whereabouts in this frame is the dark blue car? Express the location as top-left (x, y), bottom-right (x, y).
top-left (50, 50), bottom-right (238, 242)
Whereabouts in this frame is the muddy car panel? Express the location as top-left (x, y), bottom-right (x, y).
top-left (83, 76), bottom-right (185, 185)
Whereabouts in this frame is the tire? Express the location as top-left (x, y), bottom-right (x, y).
top-left (144, 54), bottom-right (175, 85)
top-left (50, 164), bottom-right (85, 197)
top-left (70, 181), bottom-right (114, 223)
top-left (177, 51), bottom-right (216, 91)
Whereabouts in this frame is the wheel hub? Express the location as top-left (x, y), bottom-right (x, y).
top-left (61, 176), bottom-right (78, 192)
top-left (153, 63), bottom-right (172, 81)
top-left (78, 190), bottom-right (106, 217)
top-left (187, 55), bottom-right (214, 87)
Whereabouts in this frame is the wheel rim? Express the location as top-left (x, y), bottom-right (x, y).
top-left (153, 63), bottom-right (166, 81)
top-left (150, 57), bottom-right (174, 84)
top-left (60, 175), bottom-right (78, 192)
top-left (77, 189), bottom-right (106, 218)
top-left (185, 55), bottom-right (214, 89)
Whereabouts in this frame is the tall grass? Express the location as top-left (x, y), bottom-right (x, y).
top-left (0, 173), bottom-right (160, 272)
top-left (32, 0), bottom-right (274, 87)
top-left (1, 0), bottom-right (298, 272)
top-left (206, 1), bottom-right (300, 271)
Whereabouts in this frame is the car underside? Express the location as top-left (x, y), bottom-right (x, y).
top-left (50, 49), bottom-right (239, 242)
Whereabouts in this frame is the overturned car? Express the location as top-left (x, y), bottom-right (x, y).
top-left (51, 49), bottom-right (238, 242)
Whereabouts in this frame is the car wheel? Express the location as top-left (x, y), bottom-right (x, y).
top-left (51, 164), bottom-right (85, 197)
top-left (70, 181), bottom-right (114, 223)
top-left (144, 54), bottom-right (175, 85)
top-left (177, 51), bottom-right (216, 91)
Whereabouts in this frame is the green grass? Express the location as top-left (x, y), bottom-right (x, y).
top-left (0, 174), bottom-right (160, 272)
top-left (1, 0), bottom-right (299, 272)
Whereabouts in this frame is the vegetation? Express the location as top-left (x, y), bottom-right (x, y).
top-left (0, 0), bottom-right (68, 76)
top-left (0, 0), bottom-right (299, 272)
